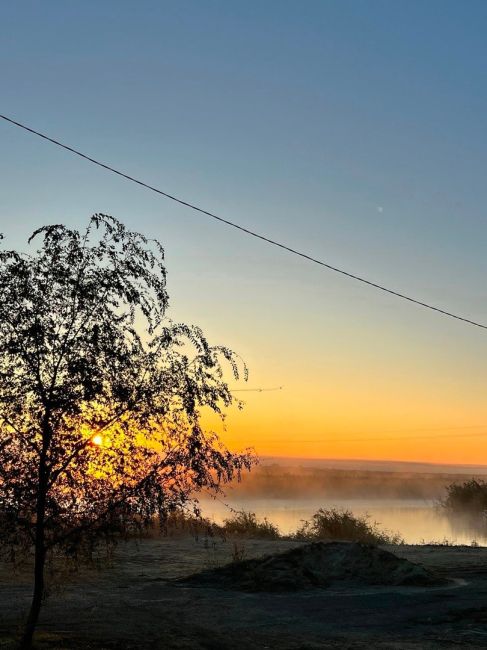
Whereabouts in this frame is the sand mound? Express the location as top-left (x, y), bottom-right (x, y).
top-left (183, 542), bottom-right (446, 592)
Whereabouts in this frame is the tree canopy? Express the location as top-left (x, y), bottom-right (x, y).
top-left (0, 214), bottom-right (254, 647)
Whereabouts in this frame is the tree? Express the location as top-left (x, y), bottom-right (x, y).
top-left (0, 214), bottom-right (254, 648)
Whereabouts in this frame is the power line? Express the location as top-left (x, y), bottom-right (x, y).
top-left (1, 112), bottom-right (486, 331)
top-left (231, 386), bottom-right (283, 393)
top-left (316, 430), bottom-right (487, 443)
top-left (267, 423), bottom-right (487, 443)
top-left (377, 424), bottom-right (487, 433)
top-left (327, 423), bottom-right (487, 437)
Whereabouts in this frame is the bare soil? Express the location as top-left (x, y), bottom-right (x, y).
top-left (182, 541), bottom-right (446, 591)
top-left (3, 536), bottom-right (487, 649)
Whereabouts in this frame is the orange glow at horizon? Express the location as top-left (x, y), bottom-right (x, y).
top-left (216, 419), bottom-right (487, 466)
top-left (201, 372), bottom-right (487, 466)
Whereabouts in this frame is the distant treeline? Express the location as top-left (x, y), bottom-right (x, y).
top-left (227, 464), bottom-right (483, 500)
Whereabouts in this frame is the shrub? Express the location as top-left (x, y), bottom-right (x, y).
top-left (222, 511), bottom-right (281, 539)
top-left (159, 510), bottom-right (221, 538)
top-left (440, 479), bottom-right (487, 515)
top-left (294, 508), bottom-right (402, 545)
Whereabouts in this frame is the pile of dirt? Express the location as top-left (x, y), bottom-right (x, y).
top-left (182, 542), bottom-right (446, 592)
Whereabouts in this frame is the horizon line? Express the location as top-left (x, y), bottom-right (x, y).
top-left (259, 454), bottom-right (487, 470)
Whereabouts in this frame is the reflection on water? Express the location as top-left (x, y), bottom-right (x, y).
top-left (199, 498), bottom-right (487, 546)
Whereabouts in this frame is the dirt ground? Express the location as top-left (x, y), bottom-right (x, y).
top-left (3, 536), bottom-right (487, 649)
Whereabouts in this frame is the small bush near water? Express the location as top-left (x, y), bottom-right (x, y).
top-left (154, 507), bottom-right (402, 544)
top-left (440, 479), bottom-right (487, 515)
top-left (157, 509), bottom-right (281, 540)
top-left (294, 508), bottom-right (403, 545)
top-left (222, 510), bottom-right (281, 539)
top-left (159, 511), bottom-right (221, 538)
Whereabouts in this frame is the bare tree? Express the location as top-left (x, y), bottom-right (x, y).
top-left (0, 214), bottom-right (254, 648)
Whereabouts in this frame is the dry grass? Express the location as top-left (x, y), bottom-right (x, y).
top-left (440, 479), bottom-right (487, 515)
top-left (294, 508), bottom-right (403, 545)
top-left (221, 511), bottom-right (280, 540)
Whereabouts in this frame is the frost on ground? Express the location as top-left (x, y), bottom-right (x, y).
top-left (3, 537), bottom-right (487, 649)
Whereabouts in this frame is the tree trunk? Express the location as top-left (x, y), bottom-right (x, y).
top-left (19, 534), bottom-right (46, 649)
top-left (20, 430), bottom-right (49, 650)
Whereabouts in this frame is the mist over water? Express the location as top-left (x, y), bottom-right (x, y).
top-left (201, 497), bottom-right (487, 544)
top-left (200, 459), bottom-right (487, 545)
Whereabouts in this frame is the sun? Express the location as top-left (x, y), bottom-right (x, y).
top-left (91, 433), bottom-right (103, 446)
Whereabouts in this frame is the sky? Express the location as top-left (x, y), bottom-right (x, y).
top-left (2, 1), bottom-right (487, 464)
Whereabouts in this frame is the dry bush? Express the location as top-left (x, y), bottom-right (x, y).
top-left (294, 508), bottom-right (402, 545)
top-left (159, 510), bottom-right (221, 539)
top-left (440, 479), bottom-right (487, 515)
top-left (221, 510), bottom-right (280, 540)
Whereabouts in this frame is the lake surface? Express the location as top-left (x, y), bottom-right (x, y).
top-left (199, 497), bottom-right (487, 545)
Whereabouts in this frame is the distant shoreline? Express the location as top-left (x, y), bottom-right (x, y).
top-left (259, 456), bottom-right (487, 474)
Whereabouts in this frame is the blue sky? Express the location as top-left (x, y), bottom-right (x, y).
top-left (2, 1), bottom-right (487, 461)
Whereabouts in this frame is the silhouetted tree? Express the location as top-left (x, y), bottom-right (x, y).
top-left (0, 214), bottom-right (254, 648)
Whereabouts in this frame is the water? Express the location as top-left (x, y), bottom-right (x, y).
top-left (199, 497), bottom-right (487, 545)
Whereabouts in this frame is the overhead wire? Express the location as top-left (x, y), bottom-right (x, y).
top-left (308, 430), bottom-right (487, 443)
top-left (231, 386), bottom-right (283, 393)
top-left (1, 113), bottom-right (487, 331)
